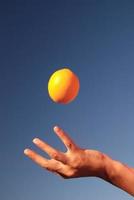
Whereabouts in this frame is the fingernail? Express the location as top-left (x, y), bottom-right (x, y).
top-left (33, 138), bottom-right (40, 144)
top-left (24, 149), bottom-right (30, 155)
top-left (54, 126), bottom-right (60, 131)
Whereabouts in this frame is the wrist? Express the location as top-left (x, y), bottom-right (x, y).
top-left (85, 150), bottom-right (111, 178)
top-left (100, 154), bottom-right (134, 196)
top-left (98, 153), bottom-right (118, 181)
top-left (100, 154), bottom-right (124, 184)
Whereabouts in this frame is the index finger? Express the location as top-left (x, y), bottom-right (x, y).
top-left (53, 126), bottom-right (77, 151)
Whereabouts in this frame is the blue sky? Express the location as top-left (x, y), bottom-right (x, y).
top-left (0, 0), bottom-right (134, 199)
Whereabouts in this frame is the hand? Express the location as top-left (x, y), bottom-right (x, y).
top-left (24, 126), bottom-right (134, 196)
top-left (24, 126), bottom-right (104, 179)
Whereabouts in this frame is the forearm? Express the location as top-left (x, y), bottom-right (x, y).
top-left (101, 154), bottom-right (134, 196)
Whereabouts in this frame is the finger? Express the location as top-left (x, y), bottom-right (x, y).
top-left (53, 126), bottom-right (77, 151)
top-left (24, 148), bottom-right (49, 168)
top-left (32, 138), bottom-right (67, 163)
top-left (24, 149), bottom-right (66, 174)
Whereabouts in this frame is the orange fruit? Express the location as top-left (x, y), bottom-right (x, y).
top-left (48, 68), bottom-right (80, 104)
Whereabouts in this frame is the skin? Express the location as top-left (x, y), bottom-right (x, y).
top-left (24, 126), bottom-right (134, 196)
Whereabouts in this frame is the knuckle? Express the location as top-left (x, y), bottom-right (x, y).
top-left (71, 161), bottom-right (79, 168)
top-left (66, 142), bottom-right (73, 149)
top-left (33, 155), bottom-right (39, 162)
top-left (66, 168), bottom-right (77, 178)
top-left (70, 156), bottom-right (82, 168)
top-left (51, 151), bottom-right (59, 159)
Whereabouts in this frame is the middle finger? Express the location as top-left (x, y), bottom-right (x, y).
top-left (33, 138), bottom-right (67, 163)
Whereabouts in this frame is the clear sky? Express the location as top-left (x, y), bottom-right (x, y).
top-left (0, 0), bottom-right (134, 199)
